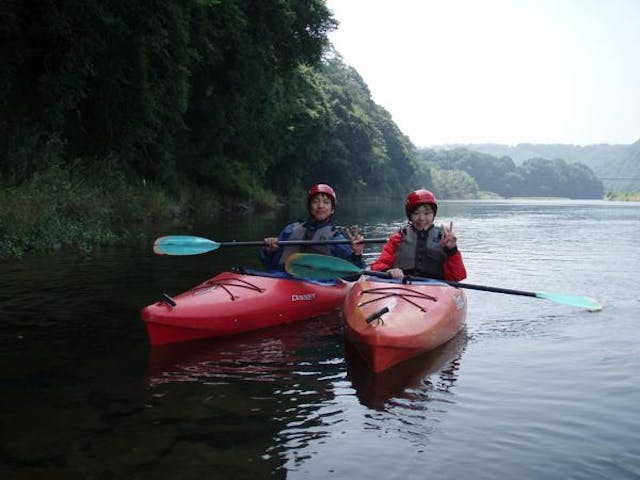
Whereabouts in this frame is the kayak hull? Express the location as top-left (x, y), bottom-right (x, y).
top-left (141, 270), bottom-right (349, 346)
top-left (343, 277), bottom-right (467, 373)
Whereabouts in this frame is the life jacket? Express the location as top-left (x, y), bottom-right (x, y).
top-left (279, 221), bottom-right (336, 266)
top-left (393, 224), bottom-right (447, 279)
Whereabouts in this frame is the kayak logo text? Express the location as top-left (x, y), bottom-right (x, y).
top-left (291, 293), bottom-right (317, 302)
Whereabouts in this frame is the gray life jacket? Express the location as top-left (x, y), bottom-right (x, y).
top-left (393, 224), bottom-right (447, 279)
top-left (279, 222), bottom-right (335, 266)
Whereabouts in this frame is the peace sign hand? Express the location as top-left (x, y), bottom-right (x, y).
top-left (443, 221), bottom-right (457, 249)
top-left (345, 225), bottom-right (365, 256)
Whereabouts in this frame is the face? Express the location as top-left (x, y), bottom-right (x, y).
top-left (309, 194), bottom-right (334, 221)
top-left (410, 204), bottom-right (435, 230)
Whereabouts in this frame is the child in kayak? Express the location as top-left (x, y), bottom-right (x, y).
top-left (260, 183), bottom-right (365, 271)
top-left (371, 189), bottom-right (467, 281)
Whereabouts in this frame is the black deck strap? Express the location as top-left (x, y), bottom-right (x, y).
top-left (161, 292), bottom-right (176, 308)
top-left (365, 306), bottom-right (390, 324)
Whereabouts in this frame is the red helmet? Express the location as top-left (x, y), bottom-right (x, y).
top-left (404, 189), bottom-right (437, 217)
top-left (308, 183), bottom-right (337, 208)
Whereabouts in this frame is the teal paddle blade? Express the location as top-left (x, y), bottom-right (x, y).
top-left (535, 292), bottom-right (603, 311)
top-left (285, 253), bottom-right (363, 280)
top-left (153, 235), bottom-right (220, 255)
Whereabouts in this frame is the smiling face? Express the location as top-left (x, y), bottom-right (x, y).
top-left (308, 193), bottom-right (335, 222)
top-left (409, 204), bottom-right (435, 231)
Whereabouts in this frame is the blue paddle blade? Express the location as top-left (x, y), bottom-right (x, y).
top-left (535, 292), bottom-right (603, 311)
top-left (153, 235), bottom-right (220, 255)
top-left (285, 253), bottom-right (362, 280)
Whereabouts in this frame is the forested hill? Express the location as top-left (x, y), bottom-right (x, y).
top-left (432, 142), bottom-right (640, 192)
top-left (417, 148), bottom-right (604, 200)
top-left (1, 1), bottom-right (425, 257)
top-left (1, 1), bottom-right (420, 204)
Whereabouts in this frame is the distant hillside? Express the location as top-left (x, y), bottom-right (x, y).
top-left (431, 141), bottom-right (640, 192)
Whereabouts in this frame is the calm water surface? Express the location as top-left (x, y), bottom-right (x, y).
top-left (1, 199), bottom-right (639, 479)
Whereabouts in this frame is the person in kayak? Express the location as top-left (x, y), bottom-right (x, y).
top-left (370, 189), bottom-right (467, 281)
top-left (260, 183), bottom-right (366, 271)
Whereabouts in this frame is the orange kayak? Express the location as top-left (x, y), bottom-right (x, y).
top-left (343, 277), bottom-right (467, 372)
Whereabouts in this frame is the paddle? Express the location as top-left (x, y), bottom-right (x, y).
top-left (285, 253), bottom-right (603, 311)
top-left (153, 235), bottom-right (388, 256)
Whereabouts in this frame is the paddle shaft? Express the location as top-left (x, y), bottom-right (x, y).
top-left (153, 235), bottom-right (390, 256)
top-left (361, 270), bottom-right (537, 298)
top-left (218, 238), bottom-right (388, 247)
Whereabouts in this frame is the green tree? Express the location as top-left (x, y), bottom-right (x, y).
top-left (431, 169), bottom-right (478, 199)
top-left (311, 54), bottom-right (419, 196)
top-left (517, 158), bottom-right (603, 198)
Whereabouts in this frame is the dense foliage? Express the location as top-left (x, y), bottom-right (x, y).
top-left (419, 148), bottom-right (605, 199)
top-left (0, 0), bottom-right (423, 256)
top-left (1, 0), bottom-right (419, 200)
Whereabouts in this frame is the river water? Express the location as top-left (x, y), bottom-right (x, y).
top-left (1, 199), bottom-right (639, 479)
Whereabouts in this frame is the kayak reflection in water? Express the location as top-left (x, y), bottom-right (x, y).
top-left (371, 189), bottom-right (467, 282)
top-left (260, 183), bottom-right (365, 272)
top-left (345, 327), bottom-right (468, 411)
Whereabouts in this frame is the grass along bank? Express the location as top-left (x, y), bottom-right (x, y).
top-left (0, 163), bottom-right (278, 259)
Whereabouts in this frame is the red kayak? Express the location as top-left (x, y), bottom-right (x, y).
top-left (343, 277), bottom-right (467, 373)
top-left (141, 269), bottom-right (349, 346)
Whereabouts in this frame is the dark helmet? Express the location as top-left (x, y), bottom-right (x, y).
top-left (307, 183), bottom-right (337, 208)
top-left (404, 189), bottom-right (437, 217)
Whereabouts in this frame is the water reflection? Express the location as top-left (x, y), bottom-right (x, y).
top-left (273, 329), bottom-right (469, 476)
top-left (142, 316), bottom-right (347, 478)
top-left (345, 329), bottom-right (468, 411)
top-left (146, 316), bottom-right (344, 386)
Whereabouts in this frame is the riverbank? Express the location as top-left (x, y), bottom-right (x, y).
top-left (0, 165), bottom-right (277, 259)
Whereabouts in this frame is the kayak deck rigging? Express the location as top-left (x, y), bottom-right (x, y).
top-left (189, 276), bottom-right (266, 300)
top-left (357, 285), bottom-right (438, 312)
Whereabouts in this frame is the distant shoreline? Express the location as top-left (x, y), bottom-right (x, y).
top-left (605, 192), bottom-right (640, 201)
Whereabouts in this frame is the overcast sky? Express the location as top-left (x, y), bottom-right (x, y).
top-left (325, 0), bottom-right (640, 147)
